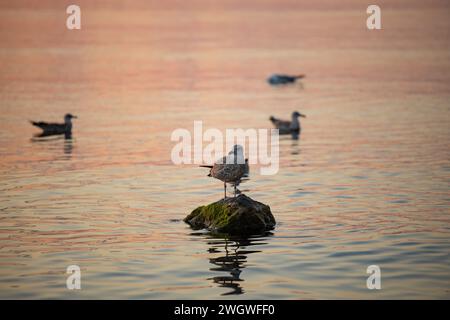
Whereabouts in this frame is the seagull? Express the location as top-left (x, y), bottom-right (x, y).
top-left (30, 113), bottom-right (77, 137)
top-left (200, 145), bottom-right (247, 199)
top-left (267, 74), bottom-right (305, 85)
top-left (269, 111), bottom-right (306, 135)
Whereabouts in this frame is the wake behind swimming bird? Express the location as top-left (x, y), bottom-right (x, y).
top-left (200, 145), bottom-right (247, 199)
top-left (30, 113), bottom-right (77, 137)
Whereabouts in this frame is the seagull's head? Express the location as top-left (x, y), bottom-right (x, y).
top-left (230, 144), bottom-right (244, 156)
top-left (64, 113), bottom-right (78, 122)
top-left (292, 111), bottom-right (306, 118)
top-left (227, 145), bottom-right (245, 164)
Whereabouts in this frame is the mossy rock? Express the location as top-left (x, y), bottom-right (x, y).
top-left (184, 194), bottom-right (276, 235)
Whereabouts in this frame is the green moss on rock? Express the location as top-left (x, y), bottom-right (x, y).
top-left (184, 194), bottom-right (276, 235)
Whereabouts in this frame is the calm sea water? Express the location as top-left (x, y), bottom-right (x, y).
top-left (0, 1), bottom-right (449, 299)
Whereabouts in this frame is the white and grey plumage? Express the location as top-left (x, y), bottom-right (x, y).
top-left (231, 159), bottom-right (249, 194)
top-left (269, 111), bottom-right (306, 135)
top-left (200, 145), bottom-right (247, 199)
top-left (30, 113), bottom-right (77, 137)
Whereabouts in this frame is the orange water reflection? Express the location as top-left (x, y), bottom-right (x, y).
top-left (0, 0), bottom-right (449, 299)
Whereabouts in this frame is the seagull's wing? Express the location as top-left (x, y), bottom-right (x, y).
top-left (30, 121), bottom-right (51, 130)
top-left (30, 121), bottom-right (67, 134)
top-left (270, 117), bottom-right (291, 129)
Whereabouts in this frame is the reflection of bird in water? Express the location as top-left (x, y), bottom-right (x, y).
top-left (200, 145), bottom-right (246, 199)
top-left (64, 138), bottom-right (73, 156)
top-left (290, 139), bottom-right (300, 155)
top-left (29, 133), bottom-right (74, 160)
top-left (208, 239), bottom-right (245, 295)
top-left (267, 74), bottom-right (305, 85)
top-left (30, 113), bottom-right (77, 137)
top-left (270, 111), bottom-right (306, 138)
top-left (205, 236), bottom-right (268, 296)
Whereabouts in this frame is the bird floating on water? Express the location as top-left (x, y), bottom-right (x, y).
top-left (200, 145), bottom-right (247, 199)
top-left (270, 111), bottom-right (306, 137)
top-left (30, 113), bottom-right (77, 137)
top-left (267, 74), bottom-right (305, 85)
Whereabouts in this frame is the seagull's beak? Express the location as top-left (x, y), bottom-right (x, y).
top-left (72, 115), bottom-right (78, 119)
top-left (300, 114), bottom-right (306, 118)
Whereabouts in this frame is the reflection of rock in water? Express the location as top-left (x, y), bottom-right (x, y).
top-left (202, 234), bottom-right (271, 296)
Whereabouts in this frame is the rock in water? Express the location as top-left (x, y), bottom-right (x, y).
top-left (184, 194), bottom-right (276, 235)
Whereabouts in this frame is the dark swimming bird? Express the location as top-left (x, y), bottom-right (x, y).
top-left (30, 114), bottom-right (77, 137)
top-left (200, 145), bottom-right (247, 199)
top-left (267, 74), bottom-right (305, 85)
top-left (270, 111), bottom-right (306, 135)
